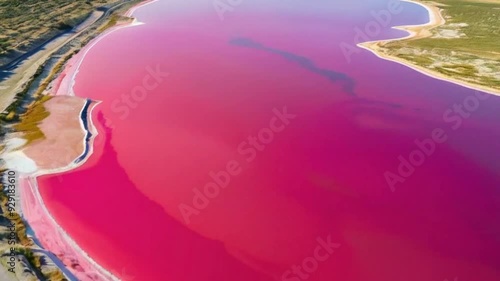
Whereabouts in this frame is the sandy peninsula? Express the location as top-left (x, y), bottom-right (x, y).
top-left (1, 95), bottom-right (113, 281)
top-left (358, 0), bottom-right (500, 96)
top-left (0, 1), bottom-right (157, 280)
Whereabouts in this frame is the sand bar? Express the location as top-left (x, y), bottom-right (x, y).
top-left (358, 0), bottom-right (500, 96)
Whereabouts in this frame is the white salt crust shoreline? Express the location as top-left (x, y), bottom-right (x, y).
top-left (2, 99), bottom-right (106, 280)
top-left (19, 101), bottom-right (117, 281)
top-left (15, 1), bottom-right (495, 280)
top-left (54, 0), bottom-right (159, 97)
top-left (5, 1), bottom-right (160, 280)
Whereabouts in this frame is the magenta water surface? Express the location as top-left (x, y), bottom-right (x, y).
top-left (39, 0), bottom-right (500, 280)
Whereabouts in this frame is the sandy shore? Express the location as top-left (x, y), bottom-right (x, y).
top-left (2, 96), bottom-right (113, 281)
top-left (53, 0), bottom-right (158, 97)
top-left (23, 97), bottom-right (89, 170)
top-left (1, 1), bottom-right (159, 280)
top-left (358, 0), bottom-right (500, 96)
top-left (0, 0), bottom-right (153, 113)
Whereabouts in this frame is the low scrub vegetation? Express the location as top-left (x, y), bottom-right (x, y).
top-left (0, 0), bottom-right (119, 64)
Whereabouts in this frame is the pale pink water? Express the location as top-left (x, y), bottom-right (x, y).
top-left (38, 1), bottom-right (500, 280)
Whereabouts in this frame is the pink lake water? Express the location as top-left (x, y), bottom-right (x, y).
top-left (38, 0), bottom-right (500, 280)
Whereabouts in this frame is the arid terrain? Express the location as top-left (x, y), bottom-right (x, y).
top-left (0, 1), bottom-right (144, 280)
top-left (362, 0), bottom-right (500, 93)
top-left (0, 0), bottom-right (120, 66)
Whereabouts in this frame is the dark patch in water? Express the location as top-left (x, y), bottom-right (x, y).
top-left (230, 37), bottom-right (356, 96)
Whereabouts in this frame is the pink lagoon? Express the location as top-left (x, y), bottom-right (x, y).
top-left (34, 0), bottom-right (500, 280)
